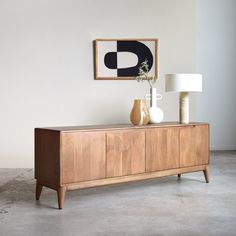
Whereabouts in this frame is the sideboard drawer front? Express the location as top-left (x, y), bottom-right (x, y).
top-left (180, 124), bottom-right (209, 167)
top-left (146, 127), bottom-right (180, 172)
top-left (106, 130), bottom-right (145, 178)
top-left (61, 132), bottom-right (106, 184)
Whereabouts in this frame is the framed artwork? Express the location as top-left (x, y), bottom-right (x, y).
top-left (94, 38), bottom-right (158, 80)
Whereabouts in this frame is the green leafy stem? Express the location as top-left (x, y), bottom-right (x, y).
top-left (135, 59), bottom-right (157, 88)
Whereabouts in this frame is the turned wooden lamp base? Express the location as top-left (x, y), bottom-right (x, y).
top-left (180, 92), bottom-right (189, 124)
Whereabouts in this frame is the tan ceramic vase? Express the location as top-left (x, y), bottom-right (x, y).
top-left (130, 99), bottom-right (150, 125)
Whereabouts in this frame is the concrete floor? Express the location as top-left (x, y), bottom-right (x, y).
top-left (0, 151), bottom-right (236, 236)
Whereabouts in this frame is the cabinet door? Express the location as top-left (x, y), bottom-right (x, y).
top-left (61, 131), bottom-right (106, 184)
top-left (106, 130), bottom-right (145, 177)
top-left (146, 127), bottom-right (180, 172)
top-left (180, 125), bottom-right (209, 167)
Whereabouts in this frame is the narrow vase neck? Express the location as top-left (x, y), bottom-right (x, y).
top-left (150, 88), bottom-right (157, 107)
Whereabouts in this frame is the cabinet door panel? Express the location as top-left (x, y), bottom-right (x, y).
top-left (146, 128), bottom-right (179, 171)
top-left (62, 132), bottom-right (105, 184)
top-left (106, 130), bottom-right (145, 177)
top-left (180, 125), bottom-right (209, 167)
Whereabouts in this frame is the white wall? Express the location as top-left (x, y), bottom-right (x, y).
top-left (0, 0), bottom-right (196, 167)
top-left (196, 0), bottom-right (236, 150)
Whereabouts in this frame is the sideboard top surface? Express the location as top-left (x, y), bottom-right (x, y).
top-left (35, 122), bottom-right (209, 132)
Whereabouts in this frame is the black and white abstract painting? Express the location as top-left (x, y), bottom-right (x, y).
top-left (94, 39), bottom-right (158, 80)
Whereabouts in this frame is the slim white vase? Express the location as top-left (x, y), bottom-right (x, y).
top-left (146, 88), bottom-right (164, 123)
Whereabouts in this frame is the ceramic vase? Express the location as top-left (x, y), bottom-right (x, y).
top-left (147, 88), bottom-right (164, 123)
top-left (130, 99), bottom-right (150, 125)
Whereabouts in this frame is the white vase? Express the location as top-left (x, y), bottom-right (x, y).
top-left (146, 88), bottom-right (164, 123)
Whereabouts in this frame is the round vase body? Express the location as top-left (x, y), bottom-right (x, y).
top-left (149, 106), bottom-right (164, 123)
top-left (130, 99), bottom-right (150, 125)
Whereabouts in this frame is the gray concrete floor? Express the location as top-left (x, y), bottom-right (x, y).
top-left (0, 151), bottom-right (236, 236)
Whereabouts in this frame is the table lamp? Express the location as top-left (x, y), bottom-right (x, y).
top-left (165, 74), bottom-right (202, 124)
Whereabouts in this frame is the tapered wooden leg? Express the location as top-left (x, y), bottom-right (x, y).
top-left (36, 181), bottom-right (43, 200)
top-left (203, 166), bottom-right (210, 183)
top-left (177, 174), bottom-right (181, 179)
top-left (57, 186), bottom-right (66, 209)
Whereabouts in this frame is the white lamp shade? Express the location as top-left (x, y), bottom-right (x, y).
top-left (165, 74), bottom-right (202, 92)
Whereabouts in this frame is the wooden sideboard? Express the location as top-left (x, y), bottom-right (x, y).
top-left (35, 122), bottom-right (210, 209)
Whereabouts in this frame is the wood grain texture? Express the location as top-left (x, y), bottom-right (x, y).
top-left (180, 124), bottom-right (209, 167)
top-left (106, 130), bottom-right (145, 177)
top-left (67, 165), bottom-right (208, 191)
top-left (35, 129), bottom-right (60, 186)
top-left (41, 122), bottom-right (208, 132)
top-left (146, 127), bottom-right (180, 171)
top-left (61, 131), bottom-right (106, 184)
top-left (35, 123), bottom-right (210, 209)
